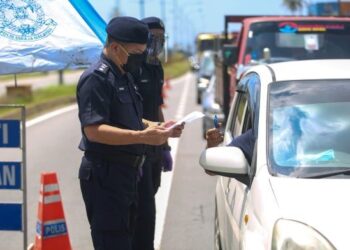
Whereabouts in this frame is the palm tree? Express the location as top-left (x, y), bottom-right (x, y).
top-left (282, 0), bottom-right (304, 14)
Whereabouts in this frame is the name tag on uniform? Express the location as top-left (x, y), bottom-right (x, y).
top-left (140, 79), bottom-right (149, 83)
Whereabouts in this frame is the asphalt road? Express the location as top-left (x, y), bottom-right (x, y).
top-left (0, 72), bottom-right (217, 250)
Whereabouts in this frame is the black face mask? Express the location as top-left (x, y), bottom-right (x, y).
top-left (123, 52), bottom-right (146, 73)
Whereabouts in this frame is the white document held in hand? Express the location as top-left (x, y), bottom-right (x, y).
top-left (167, 111), bottom-right (205, 130)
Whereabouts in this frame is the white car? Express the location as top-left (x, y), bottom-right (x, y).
top-left (200, 60), bottom-right (350, 250)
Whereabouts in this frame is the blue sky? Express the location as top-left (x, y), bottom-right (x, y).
top-left (88, 0), bottom-right (304, 49)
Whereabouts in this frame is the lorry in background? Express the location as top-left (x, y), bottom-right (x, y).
top-left (215, 15), bottom-right (350, 122)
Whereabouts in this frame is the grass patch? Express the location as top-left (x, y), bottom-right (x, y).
top-left (0, 72), bottom-right (49, 82)
top-left (164, 53), bottom-right (190, 79)
top-left (0, 84), bottom-right (76, 118)
top-left (0, 84), bottom-right (76, 105)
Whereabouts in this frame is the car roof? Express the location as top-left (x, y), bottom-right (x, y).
top-left (243, 16), bottom-right (350, 25)
top-left (246, 59), bottom-right (350, 83)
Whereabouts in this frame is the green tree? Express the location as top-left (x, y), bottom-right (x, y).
top-left (283, 0), bottom-right (304, 14)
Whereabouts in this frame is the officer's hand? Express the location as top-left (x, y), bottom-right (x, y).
top-left (206, 127), bottom-right (223, 148)
top-left (161, 121), bottom-right (185, 138)
top-left (142, 126), bottom-right (171, 145)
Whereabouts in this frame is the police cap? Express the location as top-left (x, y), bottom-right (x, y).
top-left (106, 16), bottom-right (149, 44)
top-left (142, 17), bottom-right (165, 31)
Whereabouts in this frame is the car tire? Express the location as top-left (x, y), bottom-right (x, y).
top-left (196, 89), bottom-right (201, 104)
top-left (214, 202), bottom-right (222, 250)
top-left (197, 94), bottom-right (201, 104)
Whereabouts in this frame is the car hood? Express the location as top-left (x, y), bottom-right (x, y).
top-left (270, 177), bottom-right (350, 249)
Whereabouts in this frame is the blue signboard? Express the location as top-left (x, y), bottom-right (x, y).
top-left (0, 162), bottom-right (21, 189)
top-left (0, 204), bottom-right (22, 231)
top-left (308, 2), bottom-right (339, 16)
top-left (0, 120), bottom-right (20, 148)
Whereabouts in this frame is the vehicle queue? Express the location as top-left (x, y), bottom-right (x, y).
top-left (193, 14), bottom-right (350, 250)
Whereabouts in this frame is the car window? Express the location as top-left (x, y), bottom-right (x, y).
top-left (231, 93), bottom-right (248, 137)
top-left (200, 55), bottom-right (215, 73)
top-left (268, 80), bottom-right (350, 178)
top-left (231, 74), bottom-right (260, 136)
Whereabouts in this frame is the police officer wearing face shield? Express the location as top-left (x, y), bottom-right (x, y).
top-left (132, 17), bottom-right (172, 250)
top-left (77, 16), bottom-right (183, 250)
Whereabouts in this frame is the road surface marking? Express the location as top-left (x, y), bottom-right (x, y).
top-left (154, 73), bottom-right (191, 249)
top-left (26, 105), bottom-right (77, 128)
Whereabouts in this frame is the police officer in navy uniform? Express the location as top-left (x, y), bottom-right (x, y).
top-left (77, 16), bottom-right (183, 250)
top-left (132, 17), bottom-right (172, 250)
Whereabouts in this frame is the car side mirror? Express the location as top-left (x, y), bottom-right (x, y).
top-left (199, 146), bottom-right (249, 185)
top-left (222, 45), bottom-right (238, 66)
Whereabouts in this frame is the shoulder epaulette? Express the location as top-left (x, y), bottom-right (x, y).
top-left (94, 63), bottom-right (110, 76)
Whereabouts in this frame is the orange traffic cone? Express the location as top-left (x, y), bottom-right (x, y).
top-left (34, 172), bottom-right (72, 250)
top-left (164, 78), bottom-right (171, 90)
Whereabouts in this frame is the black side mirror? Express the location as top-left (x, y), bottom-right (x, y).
top-left (222, 44), bottom-right (238, 66)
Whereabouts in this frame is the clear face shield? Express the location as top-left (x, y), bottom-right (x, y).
top-left (146, 32), bottom-right (168, 65)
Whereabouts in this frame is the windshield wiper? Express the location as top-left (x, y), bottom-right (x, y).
top-left (304, 169), bottom-right (350, 179)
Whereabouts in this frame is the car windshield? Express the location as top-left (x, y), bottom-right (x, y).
top-left (268, 80), bottom-right (350, 178)
top-left (244, 21), bottom-right (350, 64)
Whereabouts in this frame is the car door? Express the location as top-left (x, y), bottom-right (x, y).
top-left (219, 87), bottom-right (248, 250)
top-left (222, 74), bottom-right (260, 250)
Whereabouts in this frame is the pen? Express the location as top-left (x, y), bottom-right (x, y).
top-left (214, 114), bottom-right (219, 129)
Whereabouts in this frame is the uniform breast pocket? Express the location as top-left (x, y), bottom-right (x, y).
top-left (116, 86), bottom-right (133, 104)
top-left (113, 86), bottom-right (140, 128)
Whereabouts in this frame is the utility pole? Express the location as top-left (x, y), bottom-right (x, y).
top-left (173, 0), bottom-right (178, 49)
top-left (140, 0), bottom-right (145, 19)
top-left (160, 0), bottom-right (166, 24)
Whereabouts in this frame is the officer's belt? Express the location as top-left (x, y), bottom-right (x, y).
top-left (84, 151), bottom-right (146, 169)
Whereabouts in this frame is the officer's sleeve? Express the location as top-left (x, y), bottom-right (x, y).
top-left (228, 129), bottom-right (255, 164)
top-left (78, 74), bottom-right (112, 127)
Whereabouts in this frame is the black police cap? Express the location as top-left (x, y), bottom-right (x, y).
top-left (106, 16), bottom-right (149, 44)
top-left (142, 17), bottom-right (165, 31)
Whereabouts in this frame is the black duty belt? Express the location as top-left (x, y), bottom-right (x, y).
top-left (84, 151), bottom-right (146, 169)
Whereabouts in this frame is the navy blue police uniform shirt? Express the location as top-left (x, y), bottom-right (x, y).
top-left (133, 62), bottom-right (164, 121)
top-left (77, 54), bottom-right (145, 156)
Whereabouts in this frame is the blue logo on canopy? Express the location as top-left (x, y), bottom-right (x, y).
top-left (0, 0), bottom-right (57, 41)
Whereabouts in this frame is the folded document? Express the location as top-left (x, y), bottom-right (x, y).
top-left (167, 111), bottom-right (205, 130)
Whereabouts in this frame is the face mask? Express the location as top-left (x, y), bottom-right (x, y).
top-left (118, 43), bottom-right (146, 73)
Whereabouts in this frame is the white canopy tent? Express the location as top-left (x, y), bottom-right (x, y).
top-left (0, 0), bottom-right (107, 75)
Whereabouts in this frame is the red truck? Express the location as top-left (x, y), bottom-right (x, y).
top-left (216, 15), bottom-right (350, 121)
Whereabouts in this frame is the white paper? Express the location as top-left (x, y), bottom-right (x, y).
top-left (304, 34), bottom-right (319, 51)
top-left (167, 111), bottom-right (205, 130)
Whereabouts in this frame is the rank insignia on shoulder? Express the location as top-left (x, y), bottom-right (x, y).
top-left (95, 63), bottom-right (109, 75)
